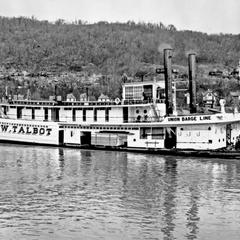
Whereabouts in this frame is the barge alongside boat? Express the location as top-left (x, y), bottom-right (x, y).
top-left (1, 49), bottom-right (240, 158)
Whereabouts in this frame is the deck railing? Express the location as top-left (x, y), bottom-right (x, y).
top-left (0, 98), bottom-right (165, 106)
top-left (0, 114), bottom-right (164, 123)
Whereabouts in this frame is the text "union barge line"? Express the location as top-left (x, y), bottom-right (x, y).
top-left (168, 116), bottom-right (211, 122)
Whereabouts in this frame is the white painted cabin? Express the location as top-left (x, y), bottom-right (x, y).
top-left (1, 77), bottom-right (240, 151)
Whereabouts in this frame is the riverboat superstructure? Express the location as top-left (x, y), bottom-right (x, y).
top-left (1, 49), bottom-right (240, 151)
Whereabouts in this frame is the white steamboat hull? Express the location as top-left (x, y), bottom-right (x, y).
top-left (0, 119), bottom-right (60, 145)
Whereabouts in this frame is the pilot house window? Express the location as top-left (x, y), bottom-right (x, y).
top-left (125, 86), bottom-right (143, 100)
top-left (125, 86), bottom-right (133, 99)
top-left (143, 85), bottom-right (153, 100)
top-left (134, 86), bottom-right (143, 100)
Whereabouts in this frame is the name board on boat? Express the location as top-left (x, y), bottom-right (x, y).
top-left (167, 115), bottom-right (211, 122)
top-left (0, 123), bottom-right (52, 136)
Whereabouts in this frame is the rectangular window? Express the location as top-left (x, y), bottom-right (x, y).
top-left (94, 108), bottom-right (97, 122)
top-left (143, 85), bottom-right (153, 100)
top-left (125, 86), bottom-right (143, 100)
top-left (83, 109), bottom-right (86, 122)
top-left (134, 86), bottom-right (143, 100)
top-left (72, 109), bottom-right (76, 122)
top-left (123, 107), bottom-right (128, 123)
top-left (105, 108), bottom-right (109, 122)
top-left (44, 108), bottom-right (48, 121)
top-left (3, 106), bottom-right (8, 115)
top-left (55, 108), bottom-right (59, 122)
top-left (140, 127), bottom-right (151, 139)
top-left (125, 86), bottom-right (133, 100)
top-left (152, 127), bottom-right (164, 139)
top-left (32, 108), bottom-right (35, 120)
top-left (17, 107), bottom-right (22, 119)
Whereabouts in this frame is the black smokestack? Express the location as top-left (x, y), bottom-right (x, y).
top-left (188, 53), bottom-right (197, 113)
top-left (164, 48), bottom-right (173, 115)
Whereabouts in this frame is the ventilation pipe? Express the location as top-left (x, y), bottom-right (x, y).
top-left (220, 99), bottom-right (226, 114)
top-left (164, 48), bottom-right (173, 115)
top-left (188, 53), bottom-right (197, 113)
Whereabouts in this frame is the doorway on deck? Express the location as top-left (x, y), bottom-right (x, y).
top-left (123, 107), bottom-right (128, 123)
top-left (59, 130), bottom-right (64, 145)
top-left (143, 85), bottom-right (153, 101)
top-left (17, 107), bottom-right (23, 119)
top-left (164, 127), bottom-right (176, 149)
top-left (51, 108), bottom-right (60, 122)
top-left (80, 131), bottom-right (91, 146)
top-left (226, 124), bottom-right (232, 146)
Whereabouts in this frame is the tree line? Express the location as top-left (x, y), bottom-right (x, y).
top-left (0, 16), bottom-right (240, 74)
top-left (0, 16), bottom-right (240, 102)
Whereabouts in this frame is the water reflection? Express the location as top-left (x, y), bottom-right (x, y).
top-left (161, 158), bottom-right (177, 240)
top-left (0, 144), bottom-right (240, 240)
top-left (56, 148), bottom-right (65, 180)
top-left (185, 175), bottom-right (200, 240)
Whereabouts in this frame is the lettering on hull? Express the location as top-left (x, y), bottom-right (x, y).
top-left (168, 115), bottom-right (211, 122)
top-left (0, 124), bottom-right (52, 136)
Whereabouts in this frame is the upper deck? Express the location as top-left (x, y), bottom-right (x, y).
top-left (0, 76), bottom-right (168, 124)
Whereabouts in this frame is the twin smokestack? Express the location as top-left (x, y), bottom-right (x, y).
top-left (163, 49), bottom-right (197, 115)
top-left (188, 53), bottom-right (197, 114)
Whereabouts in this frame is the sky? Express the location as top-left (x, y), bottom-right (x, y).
top-left (0, 0), bottom-right (239, 34)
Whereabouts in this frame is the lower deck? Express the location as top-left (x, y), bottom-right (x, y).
top-left (1, 118), bottom-right (240, 151)
top-left (62, 122), bottom-right (239, 150)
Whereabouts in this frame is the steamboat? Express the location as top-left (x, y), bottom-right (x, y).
top-left (1, 49), bottom-right (240, 158)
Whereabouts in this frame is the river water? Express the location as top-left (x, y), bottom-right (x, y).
top-left (0, 144), bottom-right (240, 240)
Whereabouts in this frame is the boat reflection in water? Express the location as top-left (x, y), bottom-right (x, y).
top-left (0, 144), bottom-right (240, 240)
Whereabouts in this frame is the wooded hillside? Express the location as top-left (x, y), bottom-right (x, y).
top-left (0, 16), bottom-right (239, 75)
top-left (0, 16), bottom-right (240, 102)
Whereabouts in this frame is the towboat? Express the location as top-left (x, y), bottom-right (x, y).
top-left (1, 49), bottom-right (240, 158)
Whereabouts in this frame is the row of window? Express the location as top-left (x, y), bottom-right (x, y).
top-left (179, 127), bottom-right (225, 136)
top-left (80, 108), bottom-right (109, 122)
top-left (64, 107), bottom-right (109, 111)
top-left (64, 125), bottom-right (139, 130)
top-left (180, 127), bottom-right (212, 131)
top-left (8, 101), bottom-right (117, 106)
top-left (9, 106), bottom-right (111, 111)
top-left (11, 107), bottom-right (111, 122)
top-left (10, 101), bottom-right (54, 105)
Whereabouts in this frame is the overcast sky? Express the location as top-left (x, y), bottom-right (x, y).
top-left (0, 0), bottom-right (239, 34)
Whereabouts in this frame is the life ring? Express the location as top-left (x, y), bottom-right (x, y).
top-left (115, 98), bottom-right (121, 105)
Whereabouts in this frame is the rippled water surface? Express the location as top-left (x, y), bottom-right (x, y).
top-left (1, 144), bottom-right (240, 239)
